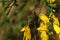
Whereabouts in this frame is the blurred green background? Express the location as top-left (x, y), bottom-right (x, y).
top-left (0, 0), bottom-right (60, 40)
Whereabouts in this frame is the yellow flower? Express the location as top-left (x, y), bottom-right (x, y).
top-left (47, 0), bottom-right (55, 4)
top-left (40, 31), bottom-right (49, 40)
top-left (59, 34), bottom-right (60, 40)
top-left (37, 22), bottom-right (49, 40)
top-left (52, 15), bottom-right (59, 25)
top-left (50, 0), bottom-right (55, 4)
top-left (53, 23), bottom-right (60, 34)
top-left (21, 27), bottom-right (25, 32)
top-left (37, 23), bottom-right (48, 32)
top-left (21, 25), bottom-right (31, 40)
top-left (39, 14), bottom-right (49, 24)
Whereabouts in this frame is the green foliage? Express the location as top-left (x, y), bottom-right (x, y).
top-left (0, 0), bottom-right (60, 40)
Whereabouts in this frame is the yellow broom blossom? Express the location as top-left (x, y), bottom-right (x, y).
top-left (39, 14), bottom-right (49, 24)
top-left (52, 15), bottom-right (59, 25)
top-left (50, 0), bottom-right (55, 4)
top-left (21, 25), bottom-right (31, 40)
top-left (53, 23), bottom-right (60, 34)
top-left (59, 35), bottom-right (60, 40)
top-left (47, 0), bottom-right (55, 4)
top-left (40, 31), bottom-right (49, 40)
top-left (37, 14), bottom-right (49, 40)
top-left (51, 15), bottom-right (60, 34)
top-left (37, 23), bottom-right (48, 32)
top-left (37, 22), bottom-right (49, 40)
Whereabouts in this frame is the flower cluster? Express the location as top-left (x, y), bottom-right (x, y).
top-left (37, 13), bottom-right (60, 40)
